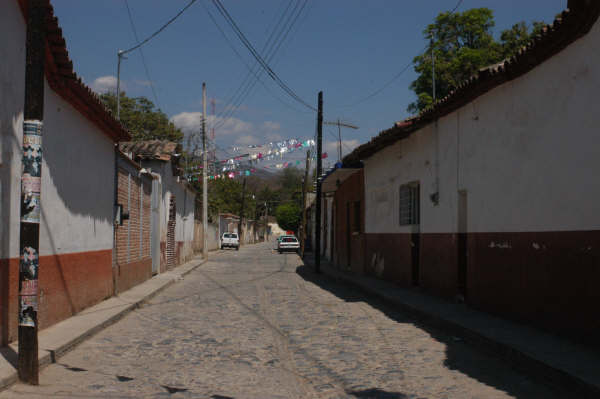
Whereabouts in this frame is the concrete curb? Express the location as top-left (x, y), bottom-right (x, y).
top-left (0, 255), bottom-right (208, 392)
top-left (305, 258), bottom-right (600, 399)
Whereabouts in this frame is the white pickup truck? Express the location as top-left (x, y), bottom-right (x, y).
top-left (221, 232), bottom-right (239, 250)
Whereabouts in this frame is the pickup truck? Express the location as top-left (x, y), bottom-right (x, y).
top-left (221, 232), bottom-right (239, 250)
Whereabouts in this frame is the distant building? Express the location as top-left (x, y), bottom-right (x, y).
top-left (120, 140), bottom-right (196, 271)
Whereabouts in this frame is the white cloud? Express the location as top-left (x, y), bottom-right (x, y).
top-left (262, 121), bottom-right (281, 131)
top-left (171, 112), bottom-right (253, 137)
top-left (91, 75), bottom-right (118, 93)
top-left (324, 139), bottom-right (360, 159)
top-left (234, 135), bottom-right (260, 146)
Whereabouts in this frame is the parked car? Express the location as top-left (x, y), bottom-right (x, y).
top-left (278, 235), bottom-right (299, 254)
top-left (221, 232), bottom-right (239, 250)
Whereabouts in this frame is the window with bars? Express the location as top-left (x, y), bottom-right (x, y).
top-left (399, 182), bottom-right (420, 225)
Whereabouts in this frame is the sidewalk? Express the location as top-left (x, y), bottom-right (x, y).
top-left (0, 255), bottom-right (207, 391)
top-left (303, 253), bottom-right (600, 398)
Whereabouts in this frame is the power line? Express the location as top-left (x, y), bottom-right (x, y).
top-left (122, 0), bottom-right (198, 55)
top-left (211, 0), bottom-right (316, 112)
top-left (337, 0), bottom-right (464, 109)
top-left (199, 0), bottom-right (306, 127)
top-left (209, 0), bottom-right (311, 132)
top-left (123, 0), bottom-right (161, 109)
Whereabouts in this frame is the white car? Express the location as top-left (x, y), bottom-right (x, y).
top-left (278, 235), bottom-right (299, 254)
top-left (221, 232), bottom-right (239, 250)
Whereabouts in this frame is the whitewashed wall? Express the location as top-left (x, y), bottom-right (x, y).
top-left (365, 18), bottom-right (600, 235)
top-left (0, 0), bottom-right (115, 259)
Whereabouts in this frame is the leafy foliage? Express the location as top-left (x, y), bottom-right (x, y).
top-left (275, 203), bottom-right (301, 232)
top-left (100, 92), bottom-right (183, 143)
top-left (408, 8), bottom-right (545, 114)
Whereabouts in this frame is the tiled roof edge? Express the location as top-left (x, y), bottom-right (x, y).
top-left (344, 2), bottom-right (600, 164)
top-left (18, 0), bottom-right (131, 142)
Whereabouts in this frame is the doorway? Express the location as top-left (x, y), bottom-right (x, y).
top-left (457, 190), bottom-right (468, 300)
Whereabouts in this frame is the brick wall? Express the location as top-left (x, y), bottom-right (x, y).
top-left (115, 167), bottom-right (152, 293)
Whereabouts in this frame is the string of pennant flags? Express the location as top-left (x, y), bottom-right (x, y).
top-left (186, 137), bottom-right (327, 182)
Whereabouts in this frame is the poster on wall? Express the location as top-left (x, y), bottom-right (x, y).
top-left (19, 296), bottom-right (37, 327)
top-left (20, 246), bottom-right (38, 281)
top-left (21, 122), bottom-right (42, 223)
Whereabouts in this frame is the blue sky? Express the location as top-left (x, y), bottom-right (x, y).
top-left (52, 0), bottom-right (566, 167)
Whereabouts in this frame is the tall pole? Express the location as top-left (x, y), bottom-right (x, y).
top-left (202, 83), bottom-right (208, 259)
top-left (238, 177), bottom-right (247, 244)
top-left (431, 38), bottom-right (436, 103)
top-left (116, 51), bottom-right (124, 120)
top-left (300, 150), bottom-right (310, 257)
top-left (18, 0), bottom-right (46, 384)
top-left (337, 119), bottom-right (342, 162)
top-left (315, 92), bottom-right (323, 273)
top-left (263, 202), bottom-right (268, 242)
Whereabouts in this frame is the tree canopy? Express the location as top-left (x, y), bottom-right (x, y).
top-left (408, 8), bottom-right (545, 114)
top-left (100, 92), bottom-right (183, 143)
top-left (275, 203), bottom-right (301, 232)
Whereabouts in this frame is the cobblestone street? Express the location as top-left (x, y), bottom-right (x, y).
top-left (1, 243), bottom-right (562, 398)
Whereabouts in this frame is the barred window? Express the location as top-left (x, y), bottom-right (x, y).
top-left (399, 183), bottom-right (420, 225)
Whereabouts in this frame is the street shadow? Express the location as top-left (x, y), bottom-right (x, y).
top-left (0, 345), bottom-right (18, 368)
top-left (347, 388), bottom-right (407, 398)
top-left (295, 264), bottom-right (566, 399)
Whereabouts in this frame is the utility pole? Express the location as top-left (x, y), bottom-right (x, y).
top-left (18, 0), bottom-right (46, 385)
top-left (116, 51), bottom-right (125, 120)
top-left (315, 92), bottom-right (323, 273)
top-left (431, 37), bottom-right (436, 103)
top-left (202, 83), bottom-right (208, 260)
top-left (323, 120), bottom-right (358, 162)
top-left (263, 201), bottom-right (268, 242)
top-left (300, 150), bottom-right (310, 257)
top-left (238, 177), bottom-right (247, 244)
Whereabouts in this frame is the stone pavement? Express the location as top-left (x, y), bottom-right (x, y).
top-left (305, 252), bottom-right (600, 398)
top-left (0, 254), bottom-right (205, 392)
top-left (0, 242), bottom-right (573, 398)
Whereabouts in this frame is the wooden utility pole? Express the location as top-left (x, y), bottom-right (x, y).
top-left (263, 202), bottom-right (268, 242)
top-left (300, 150), bottom-right (310, 257)
top-left (238, 177), bottom-right (247, 244)
top-left (18, 0), bottom-right (47, 384)
top-left (323, 120), bottom-right (358, 162)
top-left (315, 92), bottom-right (323, 273)
top-left (202, 83), bottom-right (208, 259)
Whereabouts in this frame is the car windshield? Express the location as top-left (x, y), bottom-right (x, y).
top-left (282, 237), bottom-right (297, 243)
top-left (224, 233), bottom-right (237, 238)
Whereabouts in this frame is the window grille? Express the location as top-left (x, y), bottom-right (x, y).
top-left (399, 183), bottom-right (420, 225)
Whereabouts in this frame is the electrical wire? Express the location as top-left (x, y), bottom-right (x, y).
top-left (121, 0), bottom-right (198, 55)
top-left (209, 0), bottom-right (311, 133)
top-left (337, 0), bottom-right (464, 108)
top-left (123, 0), bottom-right (161, 109)
top-left (211, 0), bottom-right (316, 112)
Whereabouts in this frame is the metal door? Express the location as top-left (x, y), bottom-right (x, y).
top-left (151, 179), bottom-right (161, 274)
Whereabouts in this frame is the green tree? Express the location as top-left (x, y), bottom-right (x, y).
top-left (100, 92), bottom-right (183, 143)
top-left (408, 8), bottom-right (546, 114)
top-left (275, 203), bottom-right (301, 232)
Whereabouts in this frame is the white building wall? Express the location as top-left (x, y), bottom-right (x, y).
top-left (0, 0), bottom-right (115, 259)
top-left (365, 17), bottom-right (600, 235)
top-left (0, 0), bottom-right (26, 260)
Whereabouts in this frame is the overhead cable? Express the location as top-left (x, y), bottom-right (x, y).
top-left (211, 0), bottom-right (316, 112)
top-left (122, 0), bottom-right (198, 55)
top-left (338, 0), bottom-right (464, 108)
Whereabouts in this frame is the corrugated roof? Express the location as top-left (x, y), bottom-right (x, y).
top-left (17, 0), bottom-right (130, 142)
top-left (344, 0), bottom-right (600, 164)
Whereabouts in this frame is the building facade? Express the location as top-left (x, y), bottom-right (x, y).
top-left (1, 0), bottom-right (130, 345)
top-left (343, 0), bottom-right (600, 345)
